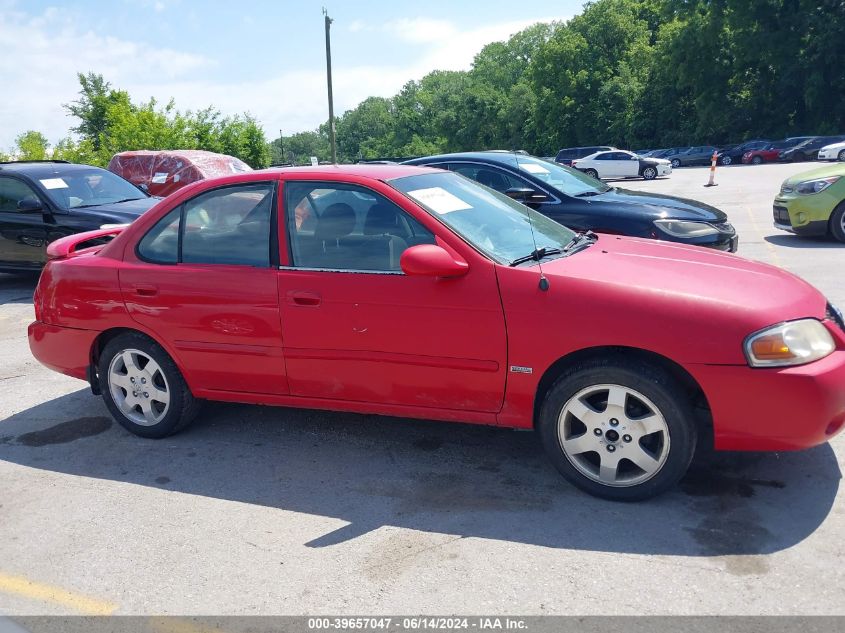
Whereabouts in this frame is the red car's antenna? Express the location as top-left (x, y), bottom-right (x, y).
top-left (525, 205), bottom-right (550, 292)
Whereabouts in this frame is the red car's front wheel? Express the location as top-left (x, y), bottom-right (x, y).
top-left (538, 358), bottom-right (697, 501)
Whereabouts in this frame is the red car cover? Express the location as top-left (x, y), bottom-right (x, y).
top-left (107, 150), bottom-right (252, 197)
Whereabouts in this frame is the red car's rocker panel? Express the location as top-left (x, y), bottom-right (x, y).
top-left (28, 164), bottom-right (845, 500)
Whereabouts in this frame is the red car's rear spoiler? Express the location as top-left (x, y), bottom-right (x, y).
top-left (46, 226), bottom-right (127, 260)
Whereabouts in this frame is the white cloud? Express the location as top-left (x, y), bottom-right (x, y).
top-left (127, 0), bottom-right (173, 12)
top-left (0, 6), bottom-right (568, 150)
top-left (0, 4), bottom-right (210, 149)
top-left (399, 16), bottom-right (563, 72)
top-left (384, 18), bottom-right (458, 43)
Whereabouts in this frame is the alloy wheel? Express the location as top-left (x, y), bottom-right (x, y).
top-left (108, 349), bottom-right (171, 426)
top-left (557, 383), bottom-right (670, 487)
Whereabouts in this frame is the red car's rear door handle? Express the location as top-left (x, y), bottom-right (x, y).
top-left (288, 291), bottom-right (321, 307)
top-left (133, 284), bottom-right (158, 297)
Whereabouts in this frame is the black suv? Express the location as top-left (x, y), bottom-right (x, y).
top-left (403, 152), bottom-right (737, 251)
top-left (555, 146), bottom-right (614, 166)
top-left (0, 161), bottom-right (157, 272)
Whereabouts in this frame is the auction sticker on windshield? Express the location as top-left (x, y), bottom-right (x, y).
top-left (520, 163), bottom-right (550, 174)
top-left (407, 187), bottom-right (472, 214)
top-left (39, 178), bottom-right (68, 189)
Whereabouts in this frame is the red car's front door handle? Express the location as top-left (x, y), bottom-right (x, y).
top-left (133, 284), bottom-right (158, 297)
top-left (288, 291), bottom-right (321, 307)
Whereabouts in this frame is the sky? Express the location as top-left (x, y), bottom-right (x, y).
top-left (0, 0), bottom-right (583, 150)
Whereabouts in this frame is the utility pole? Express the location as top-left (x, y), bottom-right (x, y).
top-left (278, 128), bottom-right (284, 164)
top-left (323, 7), bottom-right (337, 164)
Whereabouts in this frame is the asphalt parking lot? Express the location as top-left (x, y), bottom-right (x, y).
top-left (0, 162), bottom-right (843, 616)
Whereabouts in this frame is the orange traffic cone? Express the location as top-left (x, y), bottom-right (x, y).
top-left (704, 150), bottom-right (719, 187)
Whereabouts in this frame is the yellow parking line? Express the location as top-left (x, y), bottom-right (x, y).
top-left (0, 571), bottom-right (117, 615)
top-left (745, 204), bottom-right (783, 268)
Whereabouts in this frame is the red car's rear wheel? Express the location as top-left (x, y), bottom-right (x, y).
top-left (99, 332), bottom-right (201, 438)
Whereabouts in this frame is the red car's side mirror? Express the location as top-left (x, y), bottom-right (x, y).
top-left (400, 244), bottom-right (469, 278)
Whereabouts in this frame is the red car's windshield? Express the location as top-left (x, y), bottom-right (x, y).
top-left (389, 171), bottom-right (577, 265)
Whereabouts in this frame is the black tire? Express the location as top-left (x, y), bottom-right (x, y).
top-left (641, 166), bottom-right (657, 180)
top-left (830, 202), bottom-right (845, 243)
top-left (538, 357), bottom-right (697, 501)
top-left (98, 332), bottom-right (201, 438)
top-left (584, 168), bottom-right (599, 179)
top-left (838, 150), bottom-right (845, 162)
top-left (792, 152), bottom-right (806, 163)
top-left (670, 158), bottom-right (681, 168)
top-left (719, 155), bottom-right (732, 166)
top-left (751, 155), bottom-right (763, 165)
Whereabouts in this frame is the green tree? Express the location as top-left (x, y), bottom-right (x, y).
top-left (64, 73), bottom-right (125, 152)
top-left (335, 96), bottom-right (396, 160)
top-left (61, 73), bottom-right (270, 167)
top-left (237, 115), bottom-right (270, 168)
top-left (530, 0), bottom-right (655, 151)
top-left (284, 130), bottom-right (331, 164)
top-left (15, 131), bottom-right (50, 160)
top-left (52, 137), bottom-right (97, 164)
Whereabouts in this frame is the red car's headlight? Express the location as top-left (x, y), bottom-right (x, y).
top-left (744, 319), bottom-right (835, 367)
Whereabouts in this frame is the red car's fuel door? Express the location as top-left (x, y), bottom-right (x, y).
top-left (276, 179), bottom-right (507, 413)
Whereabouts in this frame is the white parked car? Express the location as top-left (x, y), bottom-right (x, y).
top-left (818, 140), bottom-right (845, 162)
top-left (571, 150), bottom-right (672, 181)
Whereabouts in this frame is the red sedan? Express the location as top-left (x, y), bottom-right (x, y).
top-left (28, 165), bottom-right (845, 500)
top-left (742, 139), bottom-right (807, 164)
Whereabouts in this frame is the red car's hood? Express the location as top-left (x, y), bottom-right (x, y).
top-left (541, 235), bottom-right (826, 323)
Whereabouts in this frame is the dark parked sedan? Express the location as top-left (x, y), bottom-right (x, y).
top-left (0, 161), bottom-right (157, 273)
top-left (403, 152), bottom-right (737, 251)
top-left (716, 140), bottom-right (772, 166)
top-left (554, 146), bottom-right (614, 166)
top-left (649, 147), bottom-right (688, 159)
top-left (779, 136), bottom-right (845, 162)
top-left (665, 146), bottom-right (720, 168)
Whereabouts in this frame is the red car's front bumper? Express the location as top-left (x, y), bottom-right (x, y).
top-left (690, 350), bottom-right (845, 451)
top-left (28, 321), bottom-right (97, 382)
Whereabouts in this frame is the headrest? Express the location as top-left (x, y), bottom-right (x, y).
top-left (364, 203), bottom-right (399, 235)
top-left (315, 203), bottom-right (356, 242)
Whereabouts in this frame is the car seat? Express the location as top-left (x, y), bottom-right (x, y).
top-left (311, 202), bottom-right (356, 268)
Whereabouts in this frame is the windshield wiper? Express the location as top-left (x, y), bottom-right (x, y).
top-left (509, 246), bottom-right (563, 267)
top-left (73, 197), bottom-right (144, 209)
top-left (574, 190), bottom-right (604, 197)
top-left (110, 197), bottom-right (144, 204)
top-left (562, 230), bottom-right (598, 253)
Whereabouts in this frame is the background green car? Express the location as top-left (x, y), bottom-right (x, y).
top-left (774, 163), bottom-right (845, 242)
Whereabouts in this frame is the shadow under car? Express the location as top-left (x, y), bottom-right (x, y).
top-left (0, 389), bottom-right (840, 555)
